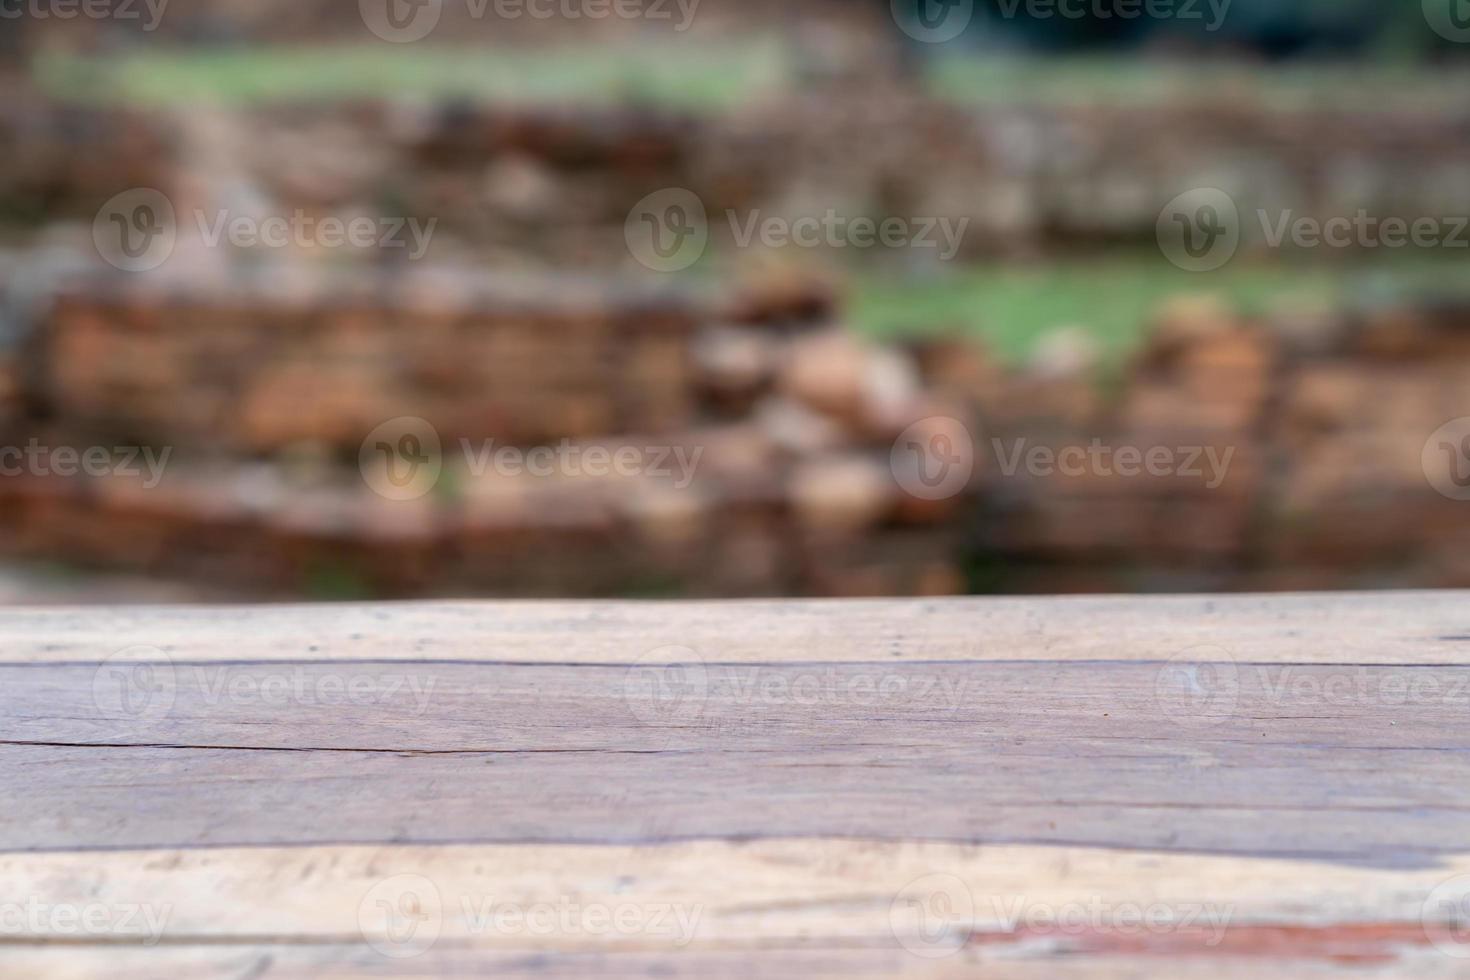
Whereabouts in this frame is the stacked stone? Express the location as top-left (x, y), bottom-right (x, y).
top-left (1266, 299), bottom-right (1470, 589)
top-left (42, 268), bottom-right (709, 451)
top-left (916, 294), bottom-right (1470, 593)
top-left (231, 98), bottom-right (1470, 264)
top-left (19, 95), bottom-right (1470, 267)
top-left (0, 264), bottom-right (971, 598)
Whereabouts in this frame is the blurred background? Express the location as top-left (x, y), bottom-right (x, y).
top-left (2, 0), bottom-right (1470, 603)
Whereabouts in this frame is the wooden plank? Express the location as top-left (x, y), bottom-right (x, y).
top-left (2, 595), bottom-right (1469, 977)
top-left (0, 842), bottom-right (1466, 969)
top-left (0, 591), bottom-right (1466, 664)
top-left (4, 947), bottom-right (1462, 979)
top-left (4, 659), bottom-right (1469, 860)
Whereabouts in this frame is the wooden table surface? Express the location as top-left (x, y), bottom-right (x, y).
top-left (3, 593), bottom-right (1470, 977)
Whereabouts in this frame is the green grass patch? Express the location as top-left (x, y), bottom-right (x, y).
top-left (849, 252), bottom-right (1470, 364)
top-left (34, 39), bottom-right (791, 110)
top-left (42, 45), bottom-right (1468, 114)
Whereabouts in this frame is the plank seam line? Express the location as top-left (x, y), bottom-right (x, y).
top-left (0, 740), bottom-right (682, 756)
top-left (1, 837), bottom-right (1462, 867)
top-left (3, 659), bottom-right (1468, 669)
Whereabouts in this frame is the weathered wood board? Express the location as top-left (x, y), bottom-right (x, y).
top-left (2, 594), bottom-right (1469, 977)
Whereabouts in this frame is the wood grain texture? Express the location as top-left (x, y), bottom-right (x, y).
top-left (2, 842), bottom-right (1469, 976)
top-left (2, 594), bottom-right (1469, 977)
top-left (0, 591), bottom-right (1467, 664)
